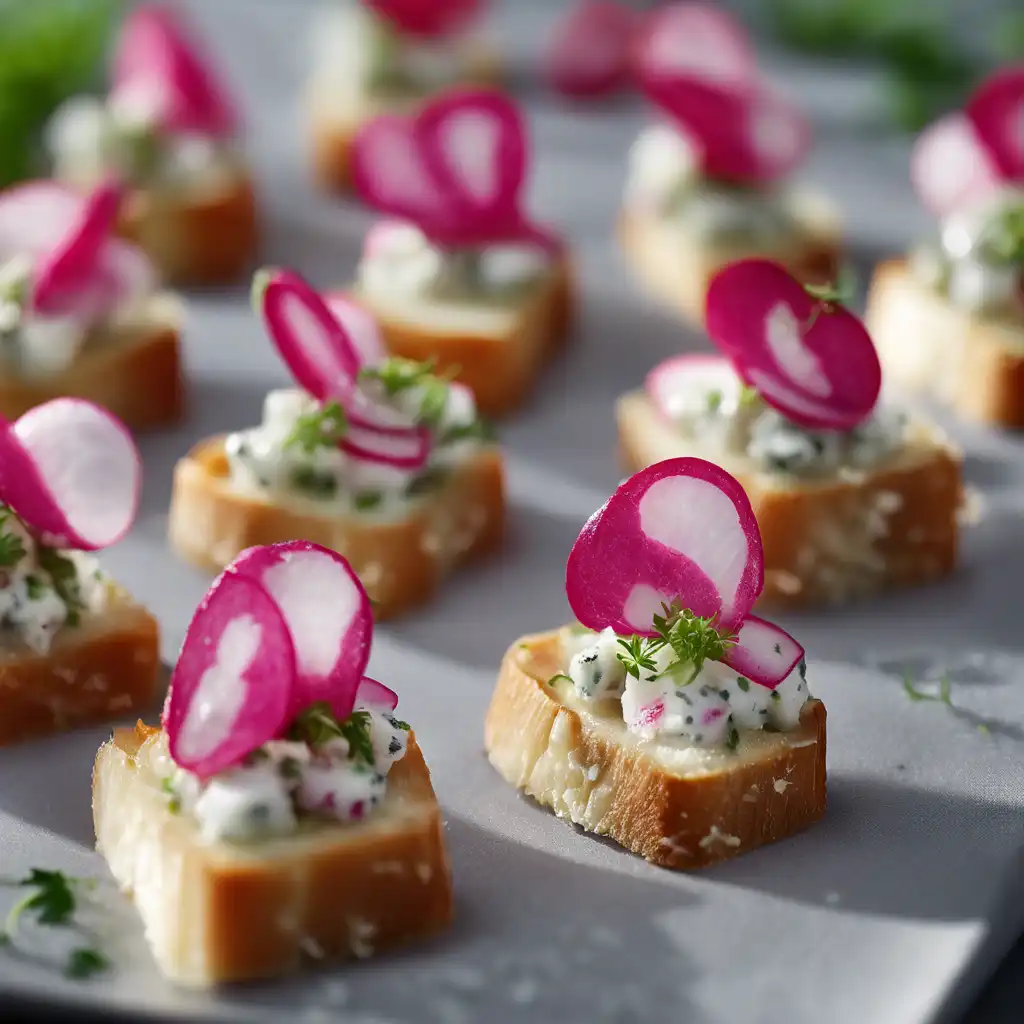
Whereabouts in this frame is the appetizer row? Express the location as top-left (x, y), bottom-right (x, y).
top-left (0, 401), bottom-right (822, 983)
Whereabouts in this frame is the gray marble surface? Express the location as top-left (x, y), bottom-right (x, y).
top-left (0, 1), bottom-right (1022, 1022)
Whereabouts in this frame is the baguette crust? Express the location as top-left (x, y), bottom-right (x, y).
top-left (117, 173), bottom-right (258, 287)
top-left (0, 321), bottom-right (183, 430)
top-left (93, 723), bottom-right (453, 986)
top-left (618, 205), bottom-right (841, 326)
top-left (168, 437), bottom-right (505, 619)
top-left (0, 594), bottom-right (160, 746)
top-left (485, 631), bottom-right (826, 870)
top-left (351, 259), bottom-right (574, 417)
top-left (617, 391), bottom-right (963, 606)
top-left (865, 258), bottom-right (1024, 428)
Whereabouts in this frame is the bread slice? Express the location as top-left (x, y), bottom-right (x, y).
top-left (93, 722), bottom-right (453, 987)
top-left (167, 437), bottom-right (505, 619)
top-left (349, 259), bottom-right (573, 418)
top-left (865, 258), bottom-right (1024, 428)
top-left (116, 171), bottom-right (259, 287)
top-left (307, 48), bottom-right (501, 196)
top-left (617, 390), bottom-right (963, 606)
top-left (485, 630), bottom-right (826, 870)
top-left (0, 587), bottom-right (160, 746)
top-left (618, 200), bottom-right (841, 327)
top-left (0, 296), bottom-right (184, 430)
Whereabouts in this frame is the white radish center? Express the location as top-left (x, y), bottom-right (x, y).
top-left (324, 295), bottom-right (383, 367)
top-left (440, 109), bottom-right (500, 206)
top-left (260, 549), bottom-right (359, 679)
top-left (176, 614), bottom-right (262, 761)
top-left (920, 117), bottom-right (980, 207)
top-left (764, 301), bottom-right (831, 398)
top-left (283, 291), bottom-right (344, 383)
top-left (15, 401), bottom-right (137, 546)
top-left (345, 423), bottom-right (424, 462)
top-left (623, 582), bottom-right (672, 632)
top-left (746, 367), bottom-right (845, 422)
top-left (638, 475), bottom-right (748, 610)
top-left (369, 126), bottom-right (437, 212)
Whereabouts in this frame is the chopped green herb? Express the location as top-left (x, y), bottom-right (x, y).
top-left (902, 672), bottom-right (953, 705)
top-left (24, 574), bottom-right (44, 600)
top-left (279, 757), bottom-right (302, 780)
top-left (770, 690), bottom-right (781, 702)
top-left (353, 491), bottom-right (383, 512)
top-left (0, 508), bottom-right (27, 569)
top-left (289, 465), bottom-right (337, 499)
top-left (285, 399), bottom-right (347, 453)
top-left (547, 672), bottom-right (573, 687)
top-left (705, 389), bottom-right (724, 416)
top-left (737, 677), bottom-right (750, 692)
top-left (159, 777), bottom-right (180, 814)
top-left (289, 702), bottom-right (375, 766)
top-left (339, 710), bottom-right (375, 766)
top-left (406, 466), bottom-right (449, 496)
top-left (438, 418), bottom-right (496, 446)
top-left (388, 717), bottom-right (410, 731)
top-left (66, 946), bottom-right (108, 979)
top-left (726, 725), bottom-right (740, 752)
top-left (978, 203), bottom-right (1024, 267)
top-left (804, 264), bottom-right (858, 311)
top-left (37, 547), bottom-right (82, 626)
top-left (653, 600), bottom-right (736, 678)
top-left (738, 385), bottom-right (760, 408)
top-left (616, 635), bottom-right (663, 681)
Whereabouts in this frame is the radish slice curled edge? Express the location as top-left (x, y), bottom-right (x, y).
top-left (232, 541), bottom-right (374, 720)
top-left (705, 259), bottom-right (881, 431)
top-left (722, 615), bottom-right (803, 690)
top-left (0, 399), bottom-right (140, 551)
top-left (355, 676), bottom-right (400, 713)
top-left (165, 570), bottom-right (297, 779)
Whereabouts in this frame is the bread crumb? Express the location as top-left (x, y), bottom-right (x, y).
top-left (299, 935), bottom-right (325, 960)
top-left (699, 826), bottom-right (741, 850)
top-left (415, 862), bottom-right (433, 883)
top-left (773, 778), bottom-right (792, 794)
top-left (346, 916), bottom-right (377, 959)
top-left (371, 860), bottom-right (405, 875)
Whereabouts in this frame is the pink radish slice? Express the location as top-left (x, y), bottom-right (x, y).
top-left (0, 399), bottom-right (140, 550)
top-left (966, 65), bottom-right (1024, 181)
top-left (632, 2), bottom-right (756, 90)
top-left (323, 291), bottom-right (387, 372)
top-left (231, 541), bottom-right (374, 720)
top-left (342, 421), bottom-right (431, 470)
top-left (645, 353), bottom-right (738, 422)
top-left (639, 75), bottom-right (809, 184)
top-left (705, 259), bottom-right (881, 431)
top-left (545, 2), bottom-right (637, 100)
top-left (31, 181), bottom-right (123, 317)
top-left (364, 0), bottom-right (483, 39)
top-left (113, 4), bottom-right (238, 138)
top-left (166, 570), bottom-right (296, 778)
top-left (566, 457), bottom-right (764, 637)
top-left (355, 676), bottom-right (399, 712)
top-left (911, 113), bottom-right (1003, 216)
top-left (721, 614), bottom-right (803, 690)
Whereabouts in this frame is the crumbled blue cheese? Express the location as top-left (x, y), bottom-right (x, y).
top-left (172, 707), bottom-right (410, 844)
top-left (46, 90), bottom-right (238, 193)
top-left (357, 223), bottom-right (551, 306)
top-left (224, 382), bottom-right (484, 512)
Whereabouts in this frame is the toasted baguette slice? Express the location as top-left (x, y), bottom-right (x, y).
top-left (168, 437), bottom-right (505, 619)
top-left (0, 296), bottom-right (184, 429)
top-left (617, 390), bottom-right (963, 606)
top-left (93, 722), bottom-right (453, 987)
top-left (115, 171), bottom-right (258, 287)
top-left (349, 259), bottom-right (573, 418)
top-left (308, 49), bottom-right (501, 196)
top-left (865, 258), bottom-right (1024, 428)
top-left (0, 587), bottom-right (160, 747)
top-left (485, 631), bottom-right (826, 870)
top-left (618, 200), bottom-right (841, 327)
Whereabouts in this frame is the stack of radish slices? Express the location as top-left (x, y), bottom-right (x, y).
top-left (647, 259), bottom-right (882, 435)
top-left (350, 89), bottom-right (562, 255)
top-left (566, 457), bottom-right (802, 691)
top-left (0, 398), bottom-right (140, 552)
top-left (164, 540), bottom-right (397, 779)
top-left (911, 65), bottom-right (1024, 218)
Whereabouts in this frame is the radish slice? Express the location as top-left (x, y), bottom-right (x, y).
top-left (632, 2), bottom-right (756, 90)
top-left (966, 65), bottom-right (1024, 181)
top-left (638, 75), bottom-right (809, 184)
top-left (566, 457), bottom-right (764, 637)
top-left (0, 399), bottom-right (140, 550)
top-left (165, 570), bottom-right (296, 779)
top-left (705, 259), bottom-right (881, 430)
top-left (364, 0), bottom-right (483, 40)
top-left (324, 292), bottom-right (387, 368)
top-left (231, 542), bottom-right (373, 720)
top-left (645, 353), bottom-right (738, 422)
top-left (911, 113), bottom-right (1003, 216)
top-left (721, 614), bottom-right (803, 690)
top-left (545, 2), bottom-right (637, 100)
top-left (352, 90), bottom-right (561, 251)
top-left (342, 422), bottom-right (431, 469)
top-left (113, 4), bottom-right (238, 138)
top-left (355, 676), bottom-right (399, 713)
top-left (31, 181), bottom-right (123, 317)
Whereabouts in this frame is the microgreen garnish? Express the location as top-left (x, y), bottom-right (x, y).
top-left (37, 547), bottom-right (83, 626)
top-left (289, 703), bottom-right (376, 766)
top-left (902, 672), bottom-right (953, 705)
top-left (726, 725), bottom-right (741, 752)
top-left (738, 385), bottom-right (760, 409)
top-left (360, 356), bottom-right (457, 428)
top-left (159, 777), bottom-right (180, 814)
top-left (979, 203), bottom-right (1024, 267)
top-left (1, 868), bottom-right (108, 979)
top-left (285, 399), bottom-right (348, 453)
top-left (289, 466), bottom-right (337, 499)
top-left (547, 672), bottom-right (574, 687)
top-left (0, 507), bottom-right (26, 569)
top-left (705, 389), bottom-right (724, 415)
top-left (615, 635), bottom-right (662, 681)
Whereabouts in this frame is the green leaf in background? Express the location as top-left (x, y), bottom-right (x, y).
top-left (0, 0), bottom-right (123, 189)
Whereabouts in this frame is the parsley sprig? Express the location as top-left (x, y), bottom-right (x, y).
top-left (902, 672), bottom-right (953, 705)
top-left (37, 547), bottom-right (84, 626)
top-left (979, 204), bottom-right (1024, 267)
top-left (284, 399), bottom-right (348, 453)
top-left (616, 600), bottom-right (736, 685)
top-left (1, 869), bottom-right (108, 979)
top-left (360, 356), bottom-right (456, 429)
top-left (289, 702), bottom-right (376, 766)
top-left (0, 507), bottom-right (27, 569)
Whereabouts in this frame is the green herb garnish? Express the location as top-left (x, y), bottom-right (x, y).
top-left (0, 508), bottom-right (27, 569)
top-left (290, 703), bottom-right (375, 766)
top-left (353, 491), bottom-right (383, 512)
top-left (547, 672), bottom-right (574, 687)
top-left (37, 546), bottom-right (82, 626)
top-left (902, 672), bottom-right (953, 705)
top-left (406, 466), bottom-right (449, 496)
top-left (726, 725), bottom-right (741, 752)
top-left (979, 203), bottom-right (1024, 267)
top-left (289, 466), bottom-right (338, 499)
top-left (285, 399), bottom-right (348, 453)
top-left (738, 385), bottom-right (760, 409)
top-left (159, 777), bottom-right (180, 814)
top-left (615, 635), bottom-right (662, 681)
top-left (705, 389), bottom-right (724, 416)
top-left (438, 418), bottom-right (496, 446)
top-left (360, 356), bottom-right (456, 428)
top-left (66, 947), bottom-right (108, 979)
